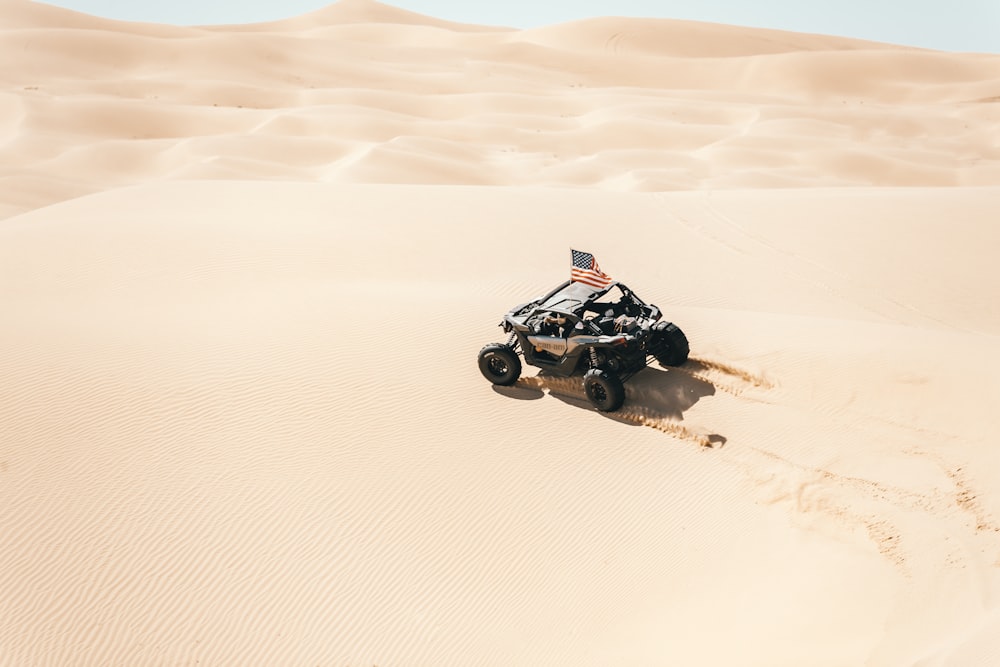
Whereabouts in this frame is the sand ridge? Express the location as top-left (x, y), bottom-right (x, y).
top-left (2, 0), bottom-right (1000, 219)
top-left (2, 1), bottom-right (1000, 665)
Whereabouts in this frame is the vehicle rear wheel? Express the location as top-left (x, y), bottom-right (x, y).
top-left (654, 321), bottom-right (689, 367)
top-left (478, 344), bottom-right (522, 386)
top-left (583, 368), bottom-right (625, 412)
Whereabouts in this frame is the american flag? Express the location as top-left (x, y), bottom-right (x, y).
top-left (570, 249), bottom-right (612, 289)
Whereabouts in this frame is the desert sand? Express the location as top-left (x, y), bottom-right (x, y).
top-left (2, 0), bottom-right (1000, 664)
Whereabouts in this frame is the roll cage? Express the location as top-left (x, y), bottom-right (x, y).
top-left (503, 280), bottom-right (661, 334)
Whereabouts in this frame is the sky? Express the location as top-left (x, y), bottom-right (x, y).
top-left (38, 0), bottom-right (1000, 53)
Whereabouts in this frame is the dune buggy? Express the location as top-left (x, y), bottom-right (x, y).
top-left (478, 279), bottom-right (689, 412)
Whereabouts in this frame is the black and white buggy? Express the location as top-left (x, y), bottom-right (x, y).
top-left (478, 279), bottom-right (689, 412)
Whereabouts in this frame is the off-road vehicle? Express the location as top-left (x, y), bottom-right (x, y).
top-left (478, 279), bottom-right (689, 412)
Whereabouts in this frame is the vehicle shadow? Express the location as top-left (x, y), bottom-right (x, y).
top-left (491, 383), bottom-right (545, 401)
top-left (621, 366), bottom-right (716, 421)
top-left (498, 365), bottom-right (727, 447)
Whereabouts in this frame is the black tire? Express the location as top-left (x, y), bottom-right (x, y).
top-left (654, 321), bottom-right (689, 367)
top-left (478, 344), bottom-right (522, 386)
top-left (583, 368), bottom-right (625, 412)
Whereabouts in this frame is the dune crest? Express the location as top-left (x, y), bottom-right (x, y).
top-left (516, 15), bottom-right (898, 58)
top-left (222, 0), bottom-right (507, 33)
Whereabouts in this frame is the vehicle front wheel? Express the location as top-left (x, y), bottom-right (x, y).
top-left (583, 368), bottom-right (625, 412)
top-left (653, 321), bottom-right (689, 367)
top-left (478, 344), bottom-right (522, 386)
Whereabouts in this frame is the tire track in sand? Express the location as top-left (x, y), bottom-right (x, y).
top-left (518, 355), bottom-right (767, 447)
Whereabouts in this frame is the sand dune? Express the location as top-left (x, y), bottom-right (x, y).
top-left (3, 0), bottom-right (1000, 217)
top-left (2, 1), bottom-right (1000, 665)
